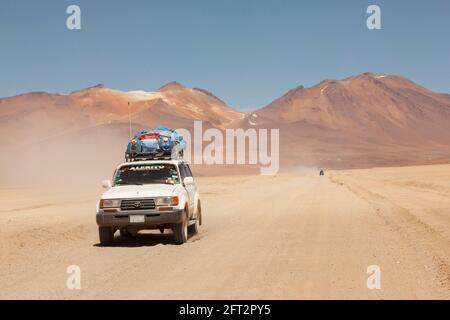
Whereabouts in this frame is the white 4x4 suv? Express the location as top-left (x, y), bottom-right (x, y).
top-left (96, 160), bottom-right (202, 245)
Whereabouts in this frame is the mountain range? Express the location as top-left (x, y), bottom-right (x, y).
top-left (1, 72), bottom-right (450, 169)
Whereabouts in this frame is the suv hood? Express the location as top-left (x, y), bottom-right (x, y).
top-left (101, 184), bottom-right (180, 199)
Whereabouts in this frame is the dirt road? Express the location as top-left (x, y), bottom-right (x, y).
top-left (0, 165), bottom-right (449, 299)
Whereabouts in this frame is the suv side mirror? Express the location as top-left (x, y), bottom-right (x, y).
top-left (183, 177), bottom-right (194, 185)
top-left (102, 180), bottom-right (112, 189)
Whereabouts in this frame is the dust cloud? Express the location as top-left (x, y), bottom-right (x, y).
top-left (0, 125), bottom-right (129, 191)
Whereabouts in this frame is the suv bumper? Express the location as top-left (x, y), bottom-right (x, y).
top-left (96, 209), bottom-right (184, 228)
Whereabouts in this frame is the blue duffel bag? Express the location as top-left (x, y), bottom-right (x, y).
top-left (125, 126), bottom-right (186, 161)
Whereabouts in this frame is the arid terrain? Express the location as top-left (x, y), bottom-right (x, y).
top-left (0, 164), bottom-right (449, 299)
top-left (1, 72), bottom-right (450, 299)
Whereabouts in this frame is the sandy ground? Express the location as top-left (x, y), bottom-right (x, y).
top-left (0, 164), bottom-right (449, 299)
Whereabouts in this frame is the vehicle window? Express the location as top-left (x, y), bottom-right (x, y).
top-left (179, 164), bottom-right (187, 180)
top-left (114, 164), bottom-right (180, 186)
top-left (185, 164), bottom-right (193, 177)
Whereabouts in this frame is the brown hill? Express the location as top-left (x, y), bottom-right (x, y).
top-left (1, 73), bottom-right (450, 178)
top-left (237, 73), bottom-right (450, 168)
top-left (0, 82), bottom-right (243, 145)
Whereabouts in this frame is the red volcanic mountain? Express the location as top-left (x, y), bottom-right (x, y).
top-left (239, 73), bottom-right (450, 167)
top-left (0, 82), bottom-right (243, 145)
top-left (0, 81), bottom-right (245, 183)
top-left (1, 73), bottom-right (450, 170)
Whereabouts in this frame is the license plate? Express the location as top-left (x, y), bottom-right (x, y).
top-left (130, 215), bottom-right (145, 223)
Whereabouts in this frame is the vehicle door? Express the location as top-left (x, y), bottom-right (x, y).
top-left (180, 164), bottom-right (195, 214)
top-left (185, 164), bottom-right (198, 218)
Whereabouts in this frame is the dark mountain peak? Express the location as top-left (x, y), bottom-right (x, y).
top-left (193, 87), bottom-right (226, 104)
top-left (158, 81), bottom-right (185, 91)
top-left (70, 84), bottom-right (106, 95)
top-left (86, 84), bottom-right (106, 90)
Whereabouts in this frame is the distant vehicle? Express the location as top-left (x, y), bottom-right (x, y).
top-left (96, 160), bottom-right (202, 246)
top-left (319, 170), bottom-right (324, 176)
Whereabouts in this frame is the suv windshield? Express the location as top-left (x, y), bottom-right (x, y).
top-left (114, 164), bottom-right (180, 186)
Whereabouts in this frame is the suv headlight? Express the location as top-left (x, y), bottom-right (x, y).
top-left (99, 199), bottom-right (121, 209)
top-left (155, 196), bottom-right (179, 206)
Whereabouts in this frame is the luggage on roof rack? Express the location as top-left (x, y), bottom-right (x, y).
top-left (125, 126), bottom-right (186, 162)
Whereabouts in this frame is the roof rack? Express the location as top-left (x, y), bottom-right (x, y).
top-left (125, 150), bottom-right (184, 162)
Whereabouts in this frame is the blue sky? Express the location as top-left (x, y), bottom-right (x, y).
top-left (1, 0), bottom-right (449, 110)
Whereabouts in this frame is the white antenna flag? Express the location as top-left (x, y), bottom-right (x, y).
top-left (128, 101), bottom-right (132, 140)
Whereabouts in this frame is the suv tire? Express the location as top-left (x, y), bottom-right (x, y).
top-left (189, 201), bottom-right (201, 235)
top-left (173, 209), bottom-right (188, 244)
top-left (99, 227), bottom-right (114, 246)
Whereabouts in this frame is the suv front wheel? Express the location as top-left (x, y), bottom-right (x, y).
top-left (172, 209), bottom-right (188, 244)
top-left (99, 227), bottom-right (114, 246)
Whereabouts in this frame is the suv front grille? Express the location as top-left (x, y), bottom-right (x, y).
top-left (120, 198), bottom-right (156, 211)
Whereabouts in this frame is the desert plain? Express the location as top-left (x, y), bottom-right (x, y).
top-left (0, 164), bottom-right (449, 299)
